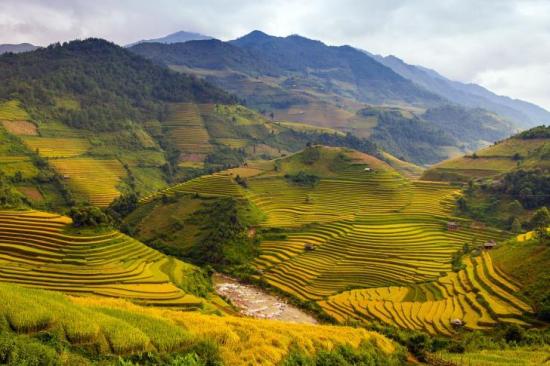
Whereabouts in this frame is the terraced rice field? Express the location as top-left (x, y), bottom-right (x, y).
top-left (319, 251), bottom-right (532, 335)
top-left (141, 173), bottom-right (246, 203)
top-left (50, 158), bottom-right (126, 206)
top-left (0, 156), bottom-right (39, 179)
top-left (22, 137), bottom-right (91, 157)
top-left (142, 148), bottom-right (528, 334)
top-left (163, 103), bottom-right (213, 162)
top-left (0, 210), bottom-right (203, 308)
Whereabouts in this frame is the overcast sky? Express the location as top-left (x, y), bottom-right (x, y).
top-left (1, 0), bottom-right (549, 110)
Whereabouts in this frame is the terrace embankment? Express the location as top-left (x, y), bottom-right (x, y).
top-left (213, 273), bottom-right (317, 324)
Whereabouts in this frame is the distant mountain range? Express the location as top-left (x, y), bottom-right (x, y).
top-left (126, 30), bottom-right (213, 47)
top-left (130, 30), bottom-right (539, 163)
top-left (130, 30), bottom-right (550, 131)
top-left (0, 43), bottom-right (39, 54)
top-left (371, 53), bottom-right (549, 129)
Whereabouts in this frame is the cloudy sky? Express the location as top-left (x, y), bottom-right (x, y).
top-left (1, 0), bottom-right (549, 110)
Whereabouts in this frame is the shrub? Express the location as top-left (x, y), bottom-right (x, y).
top-left (0, 333), bottom-right (59, 366)
top-left (285, 172), bottom-right (320, 187)
top-left (69, 205), bottom-right (112, 227)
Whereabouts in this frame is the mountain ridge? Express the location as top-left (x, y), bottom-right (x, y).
top-left (0, 43), bottom-right (39, 54)
top-left (373, 53), bottom-right (550, 128)
top-left (126, 30), bottom-right (213, 47)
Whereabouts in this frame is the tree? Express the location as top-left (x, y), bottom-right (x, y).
top-left (530, 207), bottom-right (550, 240)
top-left (69, 206), bottom-right (112, 227)
top-left (511, 217), bottom-right (522, 234)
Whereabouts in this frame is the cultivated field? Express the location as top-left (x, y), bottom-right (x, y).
top-left (22, 136), bottom-right (91, 157)
top-left (142, 146), bottom-right (529, 334)
top-left (320, 251), bottom-right (531, 335)
top-left (50, 158), bottom-right (126, 206)
top-left (0, 210), bottom-right (204, 308)
top-left (424, 136), bottom-right (550, 181)
top-left (163, 103), bottom-right (213, 162)
top-left (0, 282), bottom-right (399, 364)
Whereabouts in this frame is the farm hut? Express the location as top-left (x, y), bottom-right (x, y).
top-left (447, 222), bottom-right (459, 231)
top-left (483, 240), bottom-right (497, 250)
top-left (304, 243), bottom-right (316, 251)
top-left (470, 221), bottom-right (486, 229)
top-left (450, 319), bottom-right (464, 327)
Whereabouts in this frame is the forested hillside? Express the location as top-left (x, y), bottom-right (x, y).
top-left (0, 39), bottom-right (235, 131)
top-left (130, 32), bottom-right (522, 165)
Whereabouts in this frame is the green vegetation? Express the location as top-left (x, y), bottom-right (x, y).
top-left (281, 341), bottom-right (405, 366)
top-left (69, 205), bottom-right (113, 227)
top-left (0, 282), bottom-right (399, 365)
top-left (186, 197), bottom-right (260, 271)
top-left (424, 125), bottom-right (550, 182)
top-left (516, 125), bottom-right (550, 139)
top-left (492, 235), bottom-right (550, 321)
top-left (284, 172), bottom-right (320, 187)
top-left (0, 39), bottom-right (234, 132)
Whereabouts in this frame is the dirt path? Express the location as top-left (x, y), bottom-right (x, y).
top-left (213, 273), bottom-right (318, 324)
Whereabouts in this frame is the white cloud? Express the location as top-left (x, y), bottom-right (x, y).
top-left (0, 0), bottom-right (549, 110)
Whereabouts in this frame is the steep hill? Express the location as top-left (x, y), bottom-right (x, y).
top-left (0, 43), bottom-right (38, 54)
top-left (373, 53), bottom-right (550, 129)
top-left (0, 38), bottom-right (235, 132)
top-left (127, 146), bottom-right (534, 336)
top-left (424, 125), bottom-right (550, 182)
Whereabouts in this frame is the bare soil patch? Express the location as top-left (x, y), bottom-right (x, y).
top-left (17, 186), bottom-right (44, 201)
top-left (1, 120), bottom-right (38, 135)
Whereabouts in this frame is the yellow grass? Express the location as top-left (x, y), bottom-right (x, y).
top-left (0, 100), bottom-right (30, 120)
top-left (22, 137), bottom-right (91, 158)
top-left (50, 158), bottom-right (125, 206)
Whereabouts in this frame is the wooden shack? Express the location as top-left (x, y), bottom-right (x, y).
top-left (304, 243), bottom-right (316, 251)
top-left (483, 240), bottom-right (497, 250)
top-left (447, 222), bottom-right (459, 231)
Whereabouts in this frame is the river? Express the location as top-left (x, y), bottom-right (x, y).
top-left (213, 273), bottom-right (318, 324)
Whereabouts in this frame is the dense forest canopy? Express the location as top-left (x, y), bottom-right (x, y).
top-left (0, 38), bottom-right (236, 131)
top-left (516, 125), bottom-right (550, 139)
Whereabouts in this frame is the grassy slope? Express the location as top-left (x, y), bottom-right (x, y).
top-left (423, 136), bottom-right (550, 182)
top-left (491, 237), bottom-right (550, 318)
top-left (0, 282), bottom-right (402, 365)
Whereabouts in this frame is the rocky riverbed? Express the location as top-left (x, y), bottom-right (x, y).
top-left (213, 273), bottom-right (318, 324)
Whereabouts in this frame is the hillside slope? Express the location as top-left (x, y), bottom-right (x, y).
top-left (128, 146), bottom-right (534, 336)
top-left (0, 282), bottom-right (401, 365)
top-left (0, 209), bottom-right (213, 308)
top-left (0, 40), bottom-right (399, 207)
top-left (424, 125), bottom-right (550, 182)
top-left (130, 32), bottom-right (519, 165)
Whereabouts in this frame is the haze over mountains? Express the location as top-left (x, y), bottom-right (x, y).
top-left (125, 30), bottom-right (213, 47)
top-left (0, 43), bottom-right (39, 54)
top-left (372, 53), bottom-right (550, 129)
